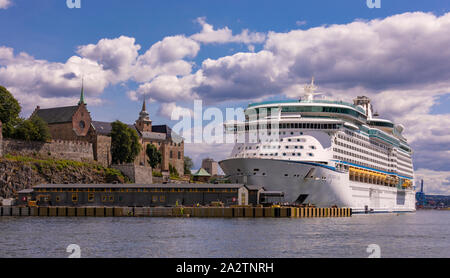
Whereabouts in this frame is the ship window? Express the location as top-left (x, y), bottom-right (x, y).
top-left (283, 153), bottom-right (286, 156)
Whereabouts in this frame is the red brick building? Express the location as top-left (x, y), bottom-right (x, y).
top-left (30, 86), bottom-right (111, 166)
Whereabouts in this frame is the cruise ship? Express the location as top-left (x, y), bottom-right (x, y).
top-left (219, 79), bottom-right (416, 213)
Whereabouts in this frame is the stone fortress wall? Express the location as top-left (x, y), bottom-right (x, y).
top-left (1, 138), bottom-right (94, 162)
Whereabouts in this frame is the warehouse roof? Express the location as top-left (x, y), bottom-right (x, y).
top-left (33, 183), bottom-right (247, 189)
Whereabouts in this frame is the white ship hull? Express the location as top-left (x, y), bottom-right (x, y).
top-left (220, 158), bottom-right (416, 213)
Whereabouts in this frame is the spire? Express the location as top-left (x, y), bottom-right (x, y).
top-left (78, 77), bottom-right (85, 105)
top-left (141, 94), bottom-right (147, 112)
top-left (139, 94), bottom-right (150, 120)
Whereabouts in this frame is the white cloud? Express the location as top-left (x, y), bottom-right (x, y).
top-left (191, 17), bottom-right (266, 45)
top-left (0, 0), bottom-right (12, 9)
top-left (133, 74), bottom-right (200, 104)
top-left (296, 20), bottom-right (307, 26)
top-left (0, 46), bottom-right (110, 112)
top-left (158, 102), bottom-right (193, 119)
top-left (133, 35), bottom-right (200, 83)
top-left (77, 36), bottom-right (141, 81)
top-left (0, 35), bottom-right (200, 114)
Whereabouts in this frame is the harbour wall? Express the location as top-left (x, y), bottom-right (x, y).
top-left (0, 206), bottom-right (352, 218)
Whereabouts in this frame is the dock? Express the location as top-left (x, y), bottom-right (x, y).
top-left (0, 206), bottom-right (352, 218)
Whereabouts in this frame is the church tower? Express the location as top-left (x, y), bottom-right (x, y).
top-left (135, 96), bottom-right (152, 132)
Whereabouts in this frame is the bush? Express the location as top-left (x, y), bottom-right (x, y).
top-left (169, 163), bottom-right (179, 178)
top-left (184, 156), bottom-right (193, 175)
top-left (152, 171), bottom-right (163, 177)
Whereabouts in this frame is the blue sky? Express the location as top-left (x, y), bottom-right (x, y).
top-left (1, 0), bottom-right (450, 193)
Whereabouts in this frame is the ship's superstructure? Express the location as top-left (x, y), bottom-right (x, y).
top-left (219, 79), bottom-right (416, 213)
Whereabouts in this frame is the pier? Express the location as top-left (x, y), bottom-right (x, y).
top-left (0, 206), bottom-right (352, 218)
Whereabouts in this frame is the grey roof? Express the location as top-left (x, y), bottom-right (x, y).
top-left (152, 125), bottom-right (183, 142)
top-left (34, 106), bottom-right (79, 124)
top-left (141, 131), bottom-right (166, 140)
top-left (33, 183), bottom-right (247, 189)
top-left (245, 185), bottom-right (265, 191)
top-left (91, 121), bottom-right (112, 135)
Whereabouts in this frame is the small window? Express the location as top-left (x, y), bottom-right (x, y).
top-left (102, 195), bottom-right (108, 202)
top-left (152, 196), bottom-right (158, 203)
top-left (88, 193), bottom-right (94, 202)
top-left (109, 196), bottom-right (114, 202)
top-left (160, 195), bottom-right (165, 202)
top-left (72, 193), bottom-right (78, 202)
top-left (56, 196), bottom-right (61, 202)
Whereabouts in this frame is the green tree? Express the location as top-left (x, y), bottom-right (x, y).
top-left (30, 116), bottom-right (51, 142)
top-left (12, 116), bottom-right (51, 142)
top-left (0, 85), bottom-right (21, 138)
top-left (12, 119), bottom-right (36, 141)
top-left (169, 163), bottom-right (179, 178)
top-left (146, 143), bottom-right (162, 169)
top-left (110, 120), bottom-right (141, 164)
top-left (184, 156), bottom-right (194, 175)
